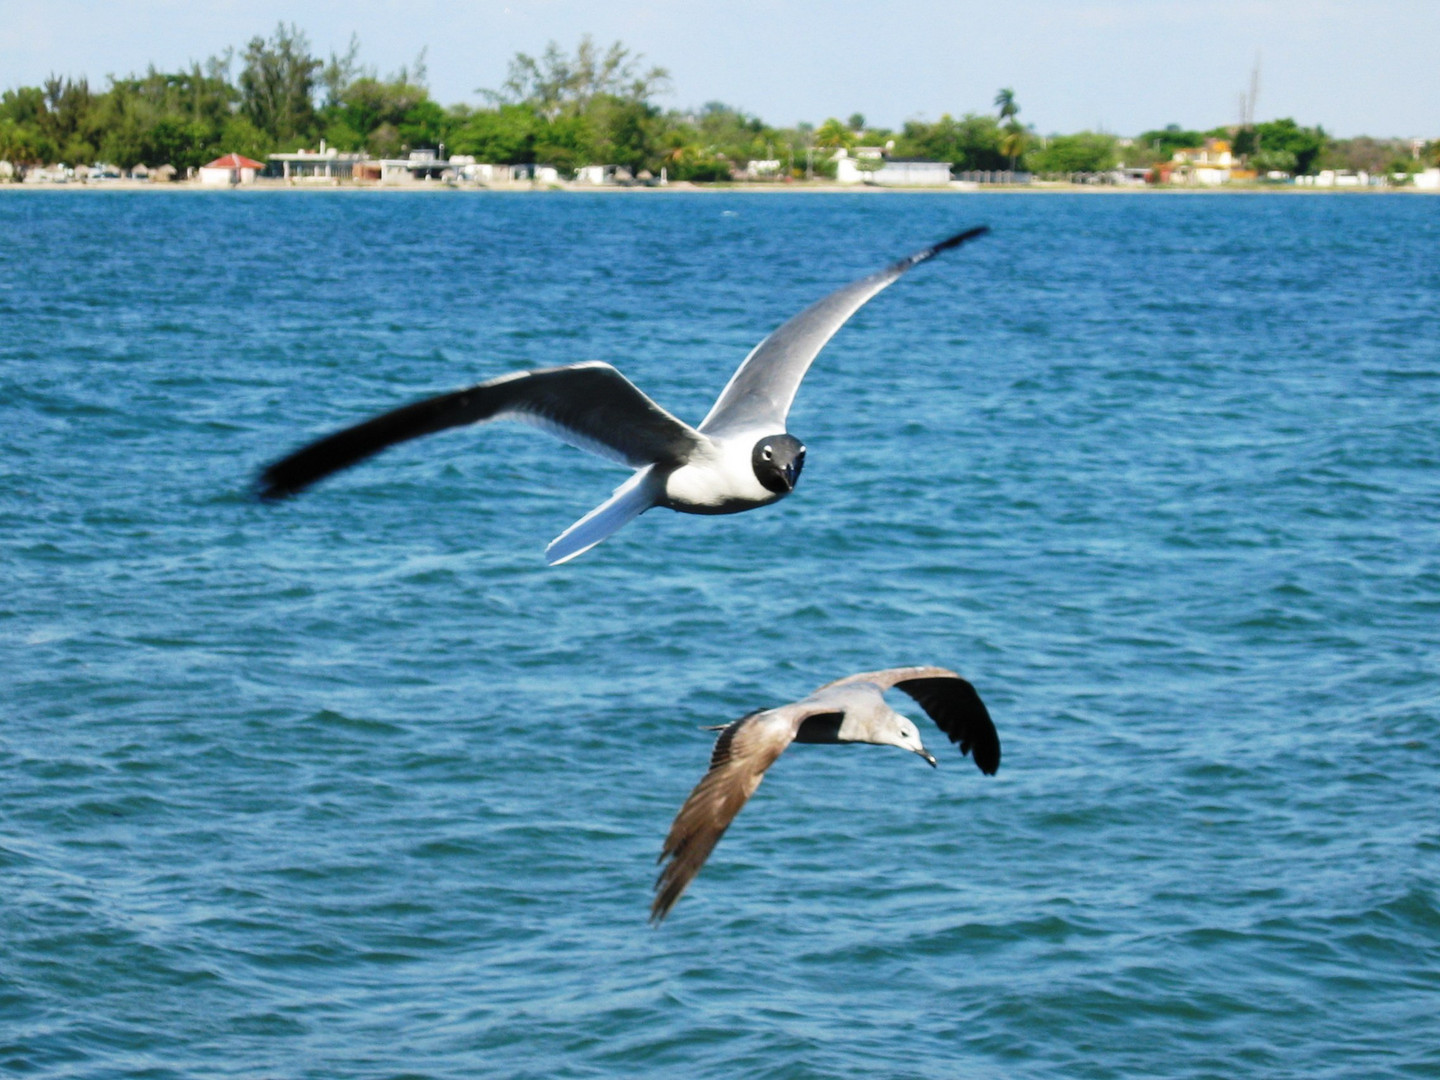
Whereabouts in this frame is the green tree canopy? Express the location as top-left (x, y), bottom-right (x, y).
top-left (814, 117), bottom-right (856, 151)
top-left (240, 23), bottom-right (322, 147)
top-left (1252, 118), bottom-right (1327, 175)
top-left (98, 61), bottom-right (240, 168)
top-left (447, 104), bottom-right (540, 163)
top-left (1027, 131), bottom-right (1120, 174)
top-left (1136, 124), bottom-right (1207, 161)
top-left (1251, 148), bottom-right (1297, 175)
top-left (894, 113), bottom-right (1005, 171)
top-left (474, 36), bottom-right (669, 171)
top-left (487, 36), bottom-right (668, 117)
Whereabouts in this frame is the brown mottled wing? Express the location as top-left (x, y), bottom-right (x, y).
top-left (820, 666), bottom-right (1000, 776)
top-left (651, 705), bottom-right (842, 924)
top-left (258, 361), bottom-right (704, 500)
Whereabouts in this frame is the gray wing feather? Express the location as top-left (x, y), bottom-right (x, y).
top-left (259, 361), bottom-right (705, 500)
top-left (820, 666), bottom-right (1000, 776)
top-left (698, 226), bottom-right (989, 437)
top-left (817, 665), bottom-right (961, 693)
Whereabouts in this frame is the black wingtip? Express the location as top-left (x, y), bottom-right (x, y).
top-left (970, 724), bottom-right (1001, 777)
top-left (893, 225), bottom-right (990, 274)
top-left (933, 224), bottom-right (991, 254)
top-left (255, 465), bottom-right (301, 503)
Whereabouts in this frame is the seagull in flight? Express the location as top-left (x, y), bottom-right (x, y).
top-left (651, 666), bottom-right (1000, 924)
top-left (259, 226), bottom-right (989, 564)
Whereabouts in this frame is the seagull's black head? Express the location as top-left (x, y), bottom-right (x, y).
top-left (752, 434), bottom-right (806, 495)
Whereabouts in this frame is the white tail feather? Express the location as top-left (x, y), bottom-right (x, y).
top-left (545, 469), bottom-right (660, 565)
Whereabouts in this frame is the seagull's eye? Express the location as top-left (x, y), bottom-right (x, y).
top-left (762, 447), bottom-right (773, 460)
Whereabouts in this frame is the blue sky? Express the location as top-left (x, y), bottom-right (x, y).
top-left (4, 1), bottom-right (1437, 137)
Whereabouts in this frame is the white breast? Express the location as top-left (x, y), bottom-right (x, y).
top-left (661, 434), bottom-right (778, 515)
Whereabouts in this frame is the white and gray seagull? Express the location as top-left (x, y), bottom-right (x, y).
top-left (258, 226), bottom-right (989, 563)
top-left (651, 665), bottom-right (1000, 923)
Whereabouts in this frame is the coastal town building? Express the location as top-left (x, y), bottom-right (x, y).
top-left (575, 164), bottom-right (617, 185)
top-left (24, 164), bottom-right (74, 183)
top-left (507, 163), bottom-right (562, 184)
top-left (833, 146), bottom-right (884, 183)
top-left (198, 153), bottom-right (263, 185)
top-left (268, 144), bottom-right (366, 182)
top-left (379, 148), bottom-right (458, 183)
top-left (834, 147), bottom-right (953, 186)
top-left (1295, 169), bottom-right (1370, 187)
top-left (455, 161), bottom-right (501, 184)
top-left (870, 158), bottom-right (954, 185)
top-left (953, 170), bottom-right (1033, 185)
top-left (1166, 139), bottom-right (1234, 185)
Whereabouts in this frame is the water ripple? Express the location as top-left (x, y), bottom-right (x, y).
top-left (1, 190), bottom-right (1437, 1078)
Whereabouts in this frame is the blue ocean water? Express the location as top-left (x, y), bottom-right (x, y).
top-left (2, 188), bottom-right (1438, 1079)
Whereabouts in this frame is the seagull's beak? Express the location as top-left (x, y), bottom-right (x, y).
top-left (918, 747), bottom-right (938, 768)
top-left (782, 462), bottom-right (798, 491)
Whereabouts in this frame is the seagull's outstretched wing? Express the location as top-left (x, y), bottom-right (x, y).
top-left (259, 361), bottom-right (705, 500)
top-left (822, 666), bottom-right (1001, 775)
top-left (652, 704), bottom-right (842, 923)
top-left (698, 226), bottom-right (990, 438)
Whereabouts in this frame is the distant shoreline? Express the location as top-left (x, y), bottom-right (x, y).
top-left (2, 179), bottom-right (1433, 195)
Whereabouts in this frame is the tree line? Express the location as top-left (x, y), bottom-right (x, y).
top-left (2, 26), bottom-right (1433, 180)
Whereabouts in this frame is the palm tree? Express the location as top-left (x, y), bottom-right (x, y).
top-left (1000, 125), bottom-right (1025, 172)
top-left (814, 116), bottom-right (856, 152)
top-left (993, 89), bottom-right (1024, 171)
top-left (994, 87), bottom-right (1019, 124)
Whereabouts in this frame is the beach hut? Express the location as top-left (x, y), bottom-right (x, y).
top-left (575, 164), bottom-right (617, 185)
top-left (199, 153), bottom-right (264, 186)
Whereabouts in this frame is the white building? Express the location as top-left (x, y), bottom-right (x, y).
top-left (1296, 170), bottom-right (1371, 188)
top-left (575, 164), bottom-right (616, 185)
top-left (24, 164), bottom-right (74, 183)
top-left (379, 149), bottom-right (460, 183)
top-left (869, 158), bottom-right (954, 185)
top-left (834, 147), bottom-right (951, 186)
top-left (455, 161), bottom-right (504, 184)
top-left (1414, 168), bottom-right (1440, 191)
top-left (507, 163), bottom-right (561, 184)
top-left (834, 146), bottom-right (884, 184)
top-left (198, 153), bottom-right (263, 185)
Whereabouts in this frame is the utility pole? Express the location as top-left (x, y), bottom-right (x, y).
top-left (1247, 55), bottom-right (1260, 129)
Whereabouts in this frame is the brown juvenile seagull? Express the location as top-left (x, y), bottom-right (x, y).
top-left (652, 666), bottom-right (1000, 923)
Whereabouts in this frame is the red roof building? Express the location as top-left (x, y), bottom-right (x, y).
top-left (198, 153), bottom-right (265, 185)
top-left (203, 153), bottom-right (265, 170)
